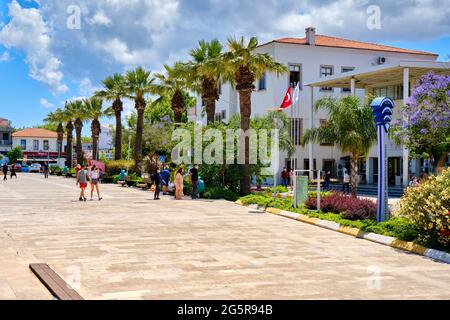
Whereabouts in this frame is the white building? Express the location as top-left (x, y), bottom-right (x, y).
top-left (12, 128), bottom-right (67, 163)
top-left (196, 28), bottom-right (440, 187)
top-left (81, 125), bottom-right (114, 160)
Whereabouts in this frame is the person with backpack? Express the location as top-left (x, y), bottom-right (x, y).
top-left (76, 165), bottom-right (89, 201)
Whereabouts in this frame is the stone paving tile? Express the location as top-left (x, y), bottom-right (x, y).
top-left (0, 173), bottom-right (450, 300)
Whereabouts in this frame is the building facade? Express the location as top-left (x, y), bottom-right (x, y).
top-left (12, 128), bottom-right (67, 163)
top-left (0, 117), bottom-right (13, 155)
top-left (195, 28), bottom-right (439, 186)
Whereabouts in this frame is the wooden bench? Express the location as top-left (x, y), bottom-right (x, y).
top-left (29, 263), bottom-right (84, 300)
top-left (136, 178), bottom-right (152, 190)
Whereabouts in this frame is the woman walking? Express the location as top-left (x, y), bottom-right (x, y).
top-left (10, 163), bottom-right (17, 179)
top-left (174, 168), bottom-right (184, 200)
top-left (89, 165), bottom-right (102, 201)
top-left (76, 165), bottom-right (89, 201)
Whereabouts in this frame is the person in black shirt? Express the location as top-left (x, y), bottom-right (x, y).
top-left (10, 163), bottom-right (17, 179)
top-left (189, 164), bottom-right (199, 199)
top-left (151, 168), bottom-right (166, 200)
top-left (2, 163), bottom-right (7, 181)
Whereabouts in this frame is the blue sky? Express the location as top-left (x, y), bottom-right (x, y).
top-left (0, 0), bottom-right (449, 133)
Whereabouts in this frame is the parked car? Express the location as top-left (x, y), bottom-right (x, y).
top-left (21, 164), bottom-right (29, 173)
top-left (29, 163), bottom-right (42, 173)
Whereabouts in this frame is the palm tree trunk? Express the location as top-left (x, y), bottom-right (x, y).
top-left (350, 154), bottom-right (359, 197)
top-left (205, 99), bottom-right (216, 124)
top-left (113, 98), bottom-right (123, 160)
top-left (75, 121), bottom-right (83, 165)
top-left (66, 122), bottom-right (74, 168)
top-left (134, 97), bottom-right (146, 164)
top-left (91, 119), bottom-right (101, 161)
top-left (239, 89), bottom-right (252, 195)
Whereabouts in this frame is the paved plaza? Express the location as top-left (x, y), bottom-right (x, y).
top-left (0, 173), bottom-right (449, 300)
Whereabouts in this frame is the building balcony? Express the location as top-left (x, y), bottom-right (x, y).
top-left (0, 140), bottom-right (12, 146)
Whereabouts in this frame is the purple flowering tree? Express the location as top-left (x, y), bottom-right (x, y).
top-left (394, 72), bottom-right (450, 173)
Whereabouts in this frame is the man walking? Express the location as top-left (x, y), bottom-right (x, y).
top-left (281, 167), bottom-right (288, 187)
top-left (342, 170), bottom-right (350, 195)
top-left (43, 162), bottom-right (49, 179)
top-left (151, 168), bottom-right (165, 200)
top-left (324, 171), bottom-right (331, 191)
top-left (189, 164), bottom-right (199, 199)
top-left (2, 163), bottom-right (8, 181)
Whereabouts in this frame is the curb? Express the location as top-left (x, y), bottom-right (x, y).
top-left (235, 201), bottom-right (450, 264)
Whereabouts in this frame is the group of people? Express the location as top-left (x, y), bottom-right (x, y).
top-left (173, 164), bottom-right (200, 200)
top-left (280, 167), bottom-right (294, 187)
top-left (2, 163), bottom-right (17, 181)
top-left (75, 164), bottom-right (102, 201)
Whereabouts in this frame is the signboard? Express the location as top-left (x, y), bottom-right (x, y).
top-left (295, 176), bottom-right (309, 206)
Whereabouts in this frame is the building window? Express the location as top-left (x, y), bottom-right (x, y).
top-left (33, 140), bottom-right (39, 151)
top-left (341, 67), bottom-right (355, 92)
top-left (289, 65), bottom-right (301, 88)
top-left (319, 119), bottom-right (334, 146)
top-left (374, 85), bottom-right (404, 100)
top-left (2, 133), bottom-right (9, 141)
top-left (258, 73), bottom-right (267, 91)
top-left (217, 81), bottom-right (222, 95)
top-left (20, 139), bottom-right (26, 150)
top-left (289, 118), bottom-right (303, 145)
top-left (214, 110), bottom-right (226, 122)
top-left (43, 140), bottom-right (49, 151)
top-left (320, 65), bottom-right (334, 91)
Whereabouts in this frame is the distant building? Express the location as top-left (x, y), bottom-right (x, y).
top-left (80, 125), bottom-right (114, 161)
top-left (0, 117), bottom-right (13, 155)
top-left (12, 128), bottom-right (67, 163)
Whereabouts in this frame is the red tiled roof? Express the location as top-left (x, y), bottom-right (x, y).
top-left (268, 35), bottom-right (438, 56)
top-left (0, 117), bottom-right (11, 127)
top-left (12, 128), bottom-right (57, 138)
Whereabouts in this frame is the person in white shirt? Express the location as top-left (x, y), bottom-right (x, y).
top-left (342, 171), bottom-right (350, 195)
top-left (89, 165), bottom-right (102, 201)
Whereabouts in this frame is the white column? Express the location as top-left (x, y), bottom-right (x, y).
top-left (402, 68), bottom-right (410, 187)
top-left (350, 77), bottom-right (356, 96)
top-left (309, 86), bottom-right (314, 180)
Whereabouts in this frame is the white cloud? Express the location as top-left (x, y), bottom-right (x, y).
top-left (79, 77), bottom-right (101, 96)
top-left (87, 11), bottom-right (112, 26)
top-left (0, 51), bottom-right (9, 62)
top-left (40, 98), bottom-right (55, 109)
top-left (0, 0), bottom-right (68, 94)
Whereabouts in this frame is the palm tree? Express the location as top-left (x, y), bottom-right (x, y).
top-left (84, 97), bottom-right (108, 161)
top-left (125, 67), bottom-right (155, 165)
top-left (94, 74), bottom-right (127, 160)
top-left (154, 64), bottom-right (187, 126)
top-left (44, 108), bottom-right (65, 161)
top-left (67, 100), bottom-right (88, 165)
top-left (61, 102), bottom-right (76, 168)
top-left (302, 96), bottom-right (377, 197)
top-left (180, 39), bottom-right (223, 124)
top-left (222, 36), bottom-right (288, 195)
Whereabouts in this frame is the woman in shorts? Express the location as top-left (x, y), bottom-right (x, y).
top-left (89, 165), bottom-right (102, 201)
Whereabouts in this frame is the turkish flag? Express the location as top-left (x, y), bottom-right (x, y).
top-left (279, 87), bottom-right (292, 109)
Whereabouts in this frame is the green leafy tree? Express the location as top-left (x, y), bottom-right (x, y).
top-left (154, 64), bottom-right (189, 126)
top-left (179, 39), bottom-right (224, 124)
top-left (302, 96), bottom-right (377, 197)
top-left (84, 97), bottom-right (109, 161)
top-left (44, 108), bottom-right (65, 158)
top-left (95, 74), bottom-right (127, 160)
top-left (221, 36), bottom-right (288, 195)
top-left (7, 146), bottom-right (23, 163)
top-left (125, 67), bottom-right (156, 165)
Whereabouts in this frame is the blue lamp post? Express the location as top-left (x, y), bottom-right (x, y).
top-left (370, 97), bottom-right (394, 223)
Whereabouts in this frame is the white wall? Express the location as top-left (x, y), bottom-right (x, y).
top-left (209, 40), bottom-right (436, 181)
top-left (12, 137), bottom-right (67, 153)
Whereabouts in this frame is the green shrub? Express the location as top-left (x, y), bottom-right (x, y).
top-left (202, 187), bottom-right (239, 201)
top-left (266, 186), bottom-right (288, 194)
top-left (105, 160), bottom-right (135, 176)
top-left (397, 168), bottom-right (450, 249)
top-left (365, 217), bottom-right (419, 242)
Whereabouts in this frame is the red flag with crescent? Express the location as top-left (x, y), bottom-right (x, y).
top-left (279, 87), bottom-right (292, 109)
